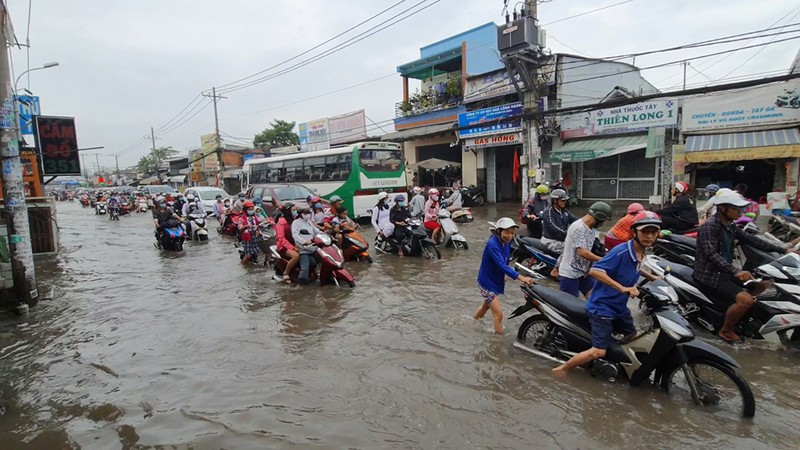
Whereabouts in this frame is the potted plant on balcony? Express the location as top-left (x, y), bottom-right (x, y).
top-left (445, 74), bottom-right (462, 106)
top-left (400, 100), bottom-right (413, 116)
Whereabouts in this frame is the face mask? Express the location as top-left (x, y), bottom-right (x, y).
top-left (593, 220), bottom-right (605, 229)
top-left (315, 202), bottom-right (322, 209)
top-left (398, 202), bottom-right (405, 208)
top-left (431, 195), bottom-right (439, 202)
top-left (291, 210), bottom-right (298, 218)
top-left (247, 210), bottom-right (255, 216)
top-left (302, 213), bottom-right (312, 220)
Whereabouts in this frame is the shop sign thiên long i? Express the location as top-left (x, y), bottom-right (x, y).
top-left (560, 99), bottom-right (678, 139)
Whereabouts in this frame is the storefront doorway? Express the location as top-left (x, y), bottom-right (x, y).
top-left (693, 159), bottom-right (777, 202)
top-left (485, 146), bottom-right (521, 202)
top-left (417, 144), bottom-right (462, 187)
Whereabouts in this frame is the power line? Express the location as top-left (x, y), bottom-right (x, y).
top-left (157, 99), bottom-right (213, 136)
top-left (152, 94), bottom-right (204, 134)
top-left (541, 0), bottom-right (634, 26)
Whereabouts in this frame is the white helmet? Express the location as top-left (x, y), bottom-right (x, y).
top-left (714, 190), bottom-right (750, 208)
top-left (155, 195), bottom-right (165, 204)
top-left (428, 188), bottom-right (440, 196)
top-left (377, 191), bottom-right (388, 200)
top-left (413, 186), bottom-right (422, 193)
top-left (491, 217), bottom-right (519, 230)
top-left (186, 194), bottom-right (195, 201)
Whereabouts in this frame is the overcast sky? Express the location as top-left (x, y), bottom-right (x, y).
top-left (6, 0), bottom-right (800, 169)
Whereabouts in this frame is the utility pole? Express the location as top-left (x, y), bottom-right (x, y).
top-left (95, 153), bottom-right (100, 177)
top-left (81, 153), bottom-right (88, 182)
top-left (114, 154), bottom-right (120, 185)
top-left (150, 127), bottom-right (157, 152)
top-left (521, 0), bottom-right (540, 202)
top-left (682, 61), bottom-right (688, 90)
top-left (0, 4), bottom-right (37, 307)
top-left (202, 87), bottom-right (226, 188)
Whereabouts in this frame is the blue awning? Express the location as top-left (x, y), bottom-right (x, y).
top-left (398, 47), bottom-right (462, 79)
top-left (684, 128), bottom-right (800, 162)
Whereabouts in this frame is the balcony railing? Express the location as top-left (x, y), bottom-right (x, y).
top-left (395, 91), bottom-right (463, 118)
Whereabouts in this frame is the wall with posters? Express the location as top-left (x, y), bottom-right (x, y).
top-left (457, 102), bottom-right (522, 138)
top-left (299, 110), bottom-right (368, 151)
top-left (682, 80), bottom-right (800, 133)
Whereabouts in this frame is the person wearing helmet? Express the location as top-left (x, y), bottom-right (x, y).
top-left (152, 195), bottom-right (182, 238)
top-left (424, 188), bottom-right (444, 244)
top-left (521, 185), bottom-right (550, 238)
top-left (238, 200), bottom-right (263, 265)
top-left (409, 186), bottom-right (426, 218)
top-left (310, 196), bottom-right (326, 225)
top-left (475, 218), bottom-right (534, 334)
top-left (693, 190), bottom-right (790, 343)
top-left (655, 181), bottom-right (698, 233)
top-left (699, 184), bottom-right (721, 221)
top-left (276, 203), bottom-right (300, 284)
top-left (557, 202), bottom-right (612, 297)
top-left (734, 183), bottom-right (759, 217)
top-left (212, 194), bottom-right (227, 225)
top-left (232, 192), bottom-right (247, 213)
top-left (541, 189), bottom-right (578, 273)
top-left (329, 195), bottom-right (344, 214)
top-left (292, 207), bottom-right (320, 284)
top-left (553, 211), bottom-right (664, 375)
top-left (444, 187), bottom-right (463, 212)
top-left (388, 194), bottom-right (412, 255)
top-left (371, 191), bottom-right (395, 239)
top-left (604, 203), bottom-right (645, 250)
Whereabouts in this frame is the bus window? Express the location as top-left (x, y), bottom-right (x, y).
top-left (359, 149), bottom-right (402, 173)
top-left (266, 162), bottom-right (282, 182)
top-left (326, 154), bottom-right (351, 181)
top-left (302, 157), bottom-right (326, 182)
top-left (283, 159), bottom-right (302, 182)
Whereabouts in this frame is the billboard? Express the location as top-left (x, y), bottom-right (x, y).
top-left (457, 102), bottom-right (523, 138)
top-left (305, 118), bottom-right (329, 152)
top-left (192, 133), bottom-right (220, 177)
top-left (328, 110), bottom-right (367, 145)
top-left (16, 95), bottom-right (40, 135)
top-left (34, 116), bottom-right (81, 176)
top-left (463, 70), bottom-right (517, 104)
top-left (561, 99), bottom-right (678, 139)
top-left (682, 80), bottom-right (800, 133)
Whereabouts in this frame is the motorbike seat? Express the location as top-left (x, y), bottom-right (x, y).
top-left (520, 236), bottom-right (559, 257)
top-left (665, 234), bottom-right (696, 248)
top-left (529, 285), bottom-right (590, 328)
top-left (660, 259), bottom-right (696, 284)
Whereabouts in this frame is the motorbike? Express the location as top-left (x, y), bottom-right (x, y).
top-left (218, 211), bottom-right (245, 237)
top-left (237, 222), bottom-right (276, 265)
top-left (155, 219), bottom-right (186, 252)
top-left (270, 232), bottom-right (355, 287)
top-left (768, 210), bottom-right (800, 243)
top-left (120, 201), bottom-right (132, 216)
top-left (95, 201), bottom-right (107, 215)
top-left (642, 255), bottom-right (800, 347)
top-left (460, 185), bottom-right (485, 207)
top-left (451, 208), bottom-right (474, 223)
top-left (437, 209), bottom-right (468, 250)
top-left (338, 222), bottom-right (372, 263)
top-left (108, 205), bottom-right (120, 221)
top-left (375, 218), bottom-right (440, 259)
top-left (137, 199), bottom-right (149, 213)
top-left (509, 235), bottom-right (559, 280)
top-left (80, 196), bottom-right (90, 207)
top-left (775, 88), bottom-right (800, 109)
top-left (509, 280), bottom-right (756, 418)
top-left (185, 212), bottom-right (209, 241)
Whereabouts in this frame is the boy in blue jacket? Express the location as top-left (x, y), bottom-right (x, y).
top-left (476, 217), bottom-right (534, 334)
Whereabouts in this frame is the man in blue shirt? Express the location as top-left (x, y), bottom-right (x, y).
top-left (553, 211), bottom-right (662, 375)
top-left (476, 218), bottom-right (534, 335)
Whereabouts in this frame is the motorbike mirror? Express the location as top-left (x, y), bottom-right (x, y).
top-left (744, 212), bottom-right (756, 219)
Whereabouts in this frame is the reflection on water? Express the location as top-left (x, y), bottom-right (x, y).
top-left (0, 202), bottom-right (798, 448)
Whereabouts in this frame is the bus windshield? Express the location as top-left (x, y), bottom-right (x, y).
top-left (359, 149), bottom-right (403, 173)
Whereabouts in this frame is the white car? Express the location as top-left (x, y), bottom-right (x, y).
top-left (184, 187), bottom-right (231, 216)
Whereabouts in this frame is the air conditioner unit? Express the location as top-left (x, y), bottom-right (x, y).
top-left (497, 16), bottom-right (540, 55)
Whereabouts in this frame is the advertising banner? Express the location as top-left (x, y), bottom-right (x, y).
top-left (458, 102), bottom-right (523, 138)
top-left (464, 132), bottom-right (522, 149)
top-left (561, 99), bottom-right (678, 139)
top-left (682, 80), bottom-right (800, 133)
top-left (298, 122), bottom-right (308, 151)
top-left (192, 133), bottom-right (220, 177)
top-left (463, 70), bottom-right (517, 104)
top-left (328, 110), bottom-right (367, 145)
top-left (34, 116), bottom-right (80, 176)
top-left (305, 118), bottom-right (329, 152)
top-left (15, 95), bottom-right (40, 135)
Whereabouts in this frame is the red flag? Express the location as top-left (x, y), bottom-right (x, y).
top-left (512, 148), bottom-right (520, 184)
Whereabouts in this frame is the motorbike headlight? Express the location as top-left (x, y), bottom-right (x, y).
top-left (655, 285), bottom-right (679, 304)
top-left (658, 315), bottom-right (693, 341)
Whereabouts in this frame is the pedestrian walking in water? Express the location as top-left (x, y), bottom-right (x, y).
top-left (475, 218), bottom-right (534, 334)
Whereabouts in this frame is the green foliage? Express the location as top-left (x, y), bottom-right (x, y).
top-left (253, 119), bottom-right (300, 149)
top-left (446, 74), bottom-right (462, 98)
top-left (136, 146), bottom-right (177, 174)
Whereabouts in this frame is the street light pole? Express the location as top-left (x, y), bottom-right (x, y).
top-left (14, 62), bottom-right (59, 93)
top-left (1, 14), bottom-right (38, 306)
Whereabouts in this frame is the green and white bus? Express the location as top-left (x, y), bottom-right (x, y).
top-left (242, 141), bottom-right (407, 219)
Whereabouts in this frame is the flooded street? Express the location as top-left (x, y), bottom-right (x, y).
top-left (2, 201), bottom-right (800, 449)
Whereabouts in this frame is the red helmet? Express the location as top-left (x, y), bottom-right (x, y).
top-left (627, 202), bottom-right (645, 215)
top-left (630, 211), bottom-right (662, 231)
top-left (674, 181), bottom-right (689, 194)
top-left (310, 195), bottom-right (321, 203)
top-left (243, 201), bottom-right (255, 208)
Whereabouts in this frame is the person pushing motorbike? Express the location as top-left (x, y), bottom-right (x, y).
top-left (693, 190), bottom-right (792, 343)
top-left (553, 211), bottom-right (663, 376)
top-left (541, 188), bottom-right (577, 277)
top-left (558, 202), bottom-right (611, 298)
top-left (521, 185), bottom-right (550, 238)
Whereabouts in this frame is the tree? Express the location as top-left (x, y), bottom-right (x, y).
top-left (254, 119), bottom-right (299, 149)
top-left (136, 146), bottom-right (177, 174)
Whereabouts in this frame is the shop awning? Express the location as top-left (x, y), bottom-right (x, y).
top-left (381, 122), bottom-right (455, 142)
top-left (168, 175), bottom-right (186, 183)
top-left (684, 128), bottom-right (800, 163)
top-left (138, 176), bottom-right (159, 185)
top-left (398, 47), bottom-right (462, 80)
top-left (550, 134), bottom-right (648, 162)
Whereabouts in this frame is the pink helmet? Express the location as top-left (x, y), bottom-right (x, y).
top-left (674, 181), bottom-right (689, 194)
top-left (627, 202), bottom-right (645, 215)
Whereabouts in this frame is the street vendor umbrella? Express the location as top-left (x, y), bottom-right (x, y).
top-left (412, 158), bottom-right (462, 171)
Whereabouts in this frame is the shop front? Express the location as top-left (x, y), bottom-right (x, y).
top-left (681, 80), bottom-right (800, 201)
top-left (462, 132), bottom-right (522, 202)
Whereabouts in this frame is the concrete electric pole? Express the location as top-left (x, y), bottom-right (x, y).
top-left (0, 4), bottom-right (37, 306)
top-left (522, 0), bottom-right (540, 202)
top-left (203, 87), bottom-right (226, 187)
top-left (150, 127), bottom-right (157, 152)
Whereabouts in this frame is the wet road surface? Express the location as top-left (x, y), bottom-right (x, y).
top-left (1, 202), bottom-right (800, 449)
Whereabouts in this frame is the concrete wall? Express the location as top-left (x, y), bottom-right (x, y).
top-left (558, 55), bottom-right (660, 109)
top-left (419, 22), bottom-right (503, 76)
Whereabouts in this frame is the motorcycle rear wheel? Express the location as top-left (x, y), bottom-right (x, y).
top-left (661, 357), bottom-right (755, 418)
top-left (517, 315), bottom-right (568, 355)
top-left (474, 195), bottom-right (485, 206)
top-left (421, 244), bottom-right (441, 260)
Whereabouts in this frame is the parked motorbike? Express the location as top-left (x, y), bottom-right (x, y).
top-left (95, 201), bottom-right (107, 215)
top-left (338, 222), bottom-right (372, 263)
top-left (460, 185), bottom-right (485, 207)
top-left (509, 235), bottom-right (559, 280)
top-left (108, 205), bottom-right (120, 221)
top-left (642, 255), bottom-right (800, 347)
top-left (768, 211), bottom-right (800, 243)
top-left (509, 280), bottom-right (756, 418)
top-left (437, 209), bottom-right (468, 249)
top-left (186, 212), bottom-right (209, 241)
top-left (775, 88), bottom-right (800, 109)
top-left (375, 218), bottom-right (440, 259)
top-left (450, 208), bottom-right (474, 223)
top-left (155, 220), bottom-right (186, 252)
top-left (270, 233), bottom-right (355, 287)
